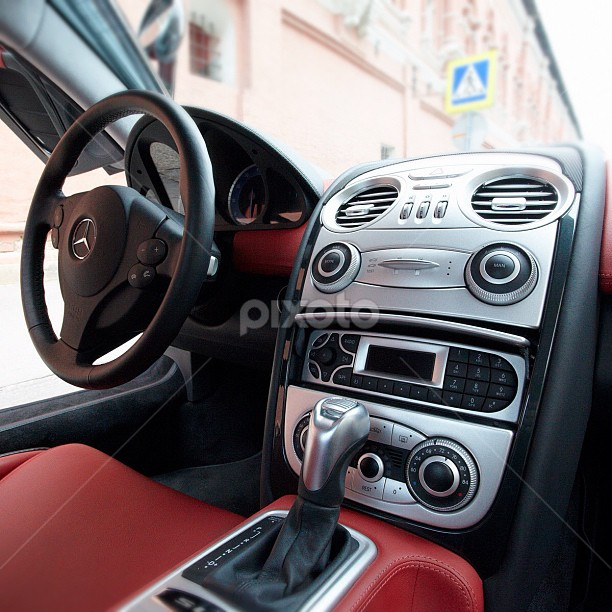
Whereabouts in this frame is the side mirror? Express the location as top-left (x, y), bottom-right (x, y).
top-left (138, 0), bottom-right (185, 96)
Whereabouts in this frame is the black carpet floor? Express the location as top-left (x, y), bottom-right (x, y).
top-left (154, 452), bottom-right (262, 517)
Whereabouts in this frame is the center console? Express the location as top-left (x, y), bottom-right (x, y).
top-left (262, 148), bottom-right (591, 579)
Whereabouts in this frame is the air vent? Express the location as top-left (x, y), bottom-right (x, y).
top-left (471, 177), bottom-right (559, 225)
top-left (335, 184), bottom-right (399, 228)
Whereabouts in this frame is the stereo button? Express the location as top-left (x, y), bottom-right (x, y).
top-left (469, 351), bottom-right (490, 366)
top-left (444, 376), bottom-right (465, 393)
top-left (482, 398), bottom-right (509, 412)
top-left (410, 386), bottom-right (428, 401)
top-left (362, 377), bottom-right (378, 391)
top-left (442, 391), bottom-right (463, 407)
top-left (332, 367), bottom-right (352, 386)
top-left (377, 379), bottom-right (394, 394)
top-left (467, 365), bottom-right (490, 381)
top-left (340, 334), bottom-right (360, 353)
top-left (464, 380), bottom-right (488, 397)
top-left (449, 347), bottom-right (470, 363)
top-left (490, 369), bottom-right (517, 386)
top-left (489, 384), bottom-right (514, 401)
top-left (462, 395), bottom-right (485, 410)
top-left (447, 361), bottom-right (468, 378)
top-left (393, 382), bottom-right (412, 398)
top-left (308, 363), bottom-right (319, 379)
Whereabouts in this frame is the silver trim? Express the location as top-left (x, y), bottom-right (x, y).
top-left (284, 386), bottom-right (513, 529)
top-left (207, 255), bottom-right (219, 278)
top-left (479, 251), bottom-right (521, 285)
top-left (294, 312), bottom-right (531, 348)
top-left (311, 243), bottom-right (361, 294)
top-left (418, 456), bottom-right (459, 497)
top-left (357, 452), bottom-right (385, 483)
top-left (466, 244), bottom-right (538, 305)
top-left (121, 510), bottom-right (377, 612)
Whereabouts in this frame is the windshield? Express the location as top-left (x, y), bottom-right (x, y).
top-left (109, 0), bottom-right (606, 178)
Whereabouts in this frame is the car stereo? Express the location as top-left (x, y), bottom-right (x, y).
top-left (302, 330), bottom-right (526, 423)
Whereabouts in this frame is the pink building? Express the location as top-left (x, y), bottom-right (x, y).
top-left (153, 0), bottom-right (579, 175)
top-left (0, 0), bottom-right (579, 251)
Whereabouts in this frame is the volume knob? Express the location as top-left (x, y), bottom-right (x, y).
top-left (311, 243), bottom-right (361, 293)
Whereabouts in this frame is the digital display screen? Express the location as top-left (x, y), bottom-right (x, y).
top-left (365, 346), bottom-right (436, 382)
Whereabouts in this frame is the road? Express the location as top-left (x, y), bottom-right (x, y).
top-left (0, 248), bottom-right (78, 409)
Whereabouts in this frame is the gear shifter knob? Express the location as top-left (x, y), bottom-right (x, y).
top-left (299, 397), bottom-right (370, 508)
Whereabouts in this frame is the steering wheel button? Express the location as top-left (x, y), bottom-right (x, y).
top-left (53, 206), bottom-right (64, 228)
top-left (128, 264), bottom-right (156, 288)
top-left (137, 239), bottom-right (167, 265)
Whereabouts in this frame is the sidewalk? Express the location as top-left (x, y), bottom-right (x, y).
top-left (0, 245), bottom-right (79, 409)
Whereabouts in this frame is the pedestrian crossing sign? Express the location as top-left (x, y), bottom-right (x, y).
top-left (445, 51), bottom-right (497, 113)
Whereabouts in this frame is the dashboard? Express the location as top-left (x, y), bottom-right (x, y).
top-left (261, 144), bottom-right (605, 604)
top-left (124, 107), bottom-right (321, 232)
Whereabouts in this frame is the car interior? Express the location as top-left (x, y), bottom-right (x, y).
top-left (0, 2), bottom-right (610, 611)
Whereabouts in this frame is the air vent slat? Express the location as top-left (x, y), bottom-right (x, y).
top-left (473, 191), bottom-right (555, 198)
top-left (335, 184), bottom-right (399, 228)
top-left (471, 177), bottom-right (558, 226)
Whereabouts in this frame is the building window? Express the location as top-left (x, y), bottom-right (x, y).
top-left (381, 144), bottom-right (395, 159)
top-left (189, 14), bottom-right (221, 80)
top-left (188, 0), bottom-right (236, 84)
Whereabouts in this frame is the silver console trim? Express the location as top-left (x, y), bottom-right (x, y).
top-left (284, 386), bottom-right (514, 530)
top-left (122, 510), bottom-right (377, 612)
top-left (294, 312), bottom-right (531, 348)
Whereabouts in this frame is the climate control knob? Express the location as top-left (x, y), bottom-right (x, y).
top-left (311, 242), bottom-right (361, 293)
top-left (465, 243), bottom-right (537, 305)
top-left (357, 452), bottom-right (384, 482)
top-left (406, 438), bottom-right (478, 511)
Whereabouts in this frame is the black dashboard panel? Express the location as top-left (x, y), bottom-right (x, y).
top-left (124, 107), bottom-right (323, 232)
top-left (260, 144), bottom-right (605, 611)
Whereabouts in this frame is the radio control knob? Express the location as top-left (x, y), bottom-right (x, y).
top-left (465, 243), bottom-right (537, 305)
top-left (311, 243), bottom-right (361, 293)
top-left (406, 438), bottom-right (478, 511)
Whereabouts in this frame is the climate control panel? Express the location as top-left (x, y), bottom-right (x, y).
top-left (284, 386), bottom-right (513, 529)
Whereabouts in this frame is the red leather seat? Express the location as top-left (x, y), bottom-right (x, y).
top-left (0, 445), bottom-right (484, 611)
top-left (0, 444), bottom-right (243, 611)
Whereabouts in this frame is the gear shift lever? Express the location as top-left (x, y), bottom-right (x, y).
top-left (198, 397), bottom-right (369, 609)
top-left (300, 397), bottom-right (370, 508)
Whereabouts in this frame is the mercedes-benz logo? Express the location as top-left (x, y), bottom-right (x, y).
top-left (71, 218), bottom-right (97, 260)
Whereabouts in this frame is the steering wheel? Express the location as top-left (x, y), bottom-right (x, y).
top-left (21, 91), bottom-right (215, 389)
